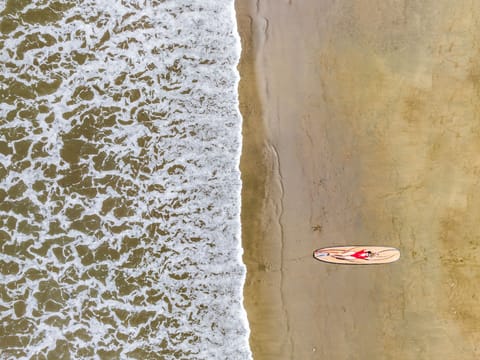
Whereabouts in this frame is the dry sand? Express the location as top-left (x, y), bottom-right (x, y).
top-left (237, 0), bottom-right (480, 359)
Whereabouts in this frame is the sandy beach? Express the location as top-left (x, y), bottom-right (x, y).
top-left (236, 0), bottom-right (480, 359)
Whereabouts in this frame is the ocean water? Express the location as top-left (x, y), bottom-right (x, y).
top-left (0, 0), bottom-right (251, 358)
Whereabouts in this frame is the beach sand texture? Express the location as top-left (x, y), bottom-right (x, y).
top-left (236, 0), bottom-right (480, 359)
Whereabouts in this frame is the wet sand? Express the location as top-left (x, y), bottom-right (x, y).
top-left (236, 0), bottom-right (480, 359)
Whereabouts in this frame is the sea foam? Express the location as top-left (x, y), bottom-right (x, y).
top-left (0, 0), bottom-right (251, 358)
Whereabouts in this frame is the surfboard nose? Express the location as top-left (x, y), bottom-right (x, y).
top-left (313, 250), bottom-right (328, 257)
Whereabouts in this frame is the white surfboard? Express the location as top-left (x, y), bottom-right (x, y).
top-left (313, 246), bottom-right (400, 265)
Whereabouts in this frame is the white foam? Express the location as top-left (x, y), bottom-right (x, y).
top-left (0, 0), bottom-right (251, 358)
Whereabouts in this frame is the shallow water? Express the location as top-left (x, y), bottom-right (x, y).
top-left (0, 1), bottom-right (250, 358)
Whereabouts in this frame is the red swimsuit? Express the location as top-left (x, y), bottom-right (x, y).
top-left (351, 249), bottom-right (369, 259)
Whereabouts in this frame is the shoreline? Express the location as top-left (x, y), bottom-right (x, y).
top-left (236, 1), bottom-right (369, 357)
top-left (236, 1), bottom-right (480, 359)
top-left (235, 1), bottom-right (290, 357)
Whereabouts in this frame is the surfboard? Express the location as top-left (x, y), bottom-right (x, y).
top-left (313, 246), bottom-right (400, 265)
